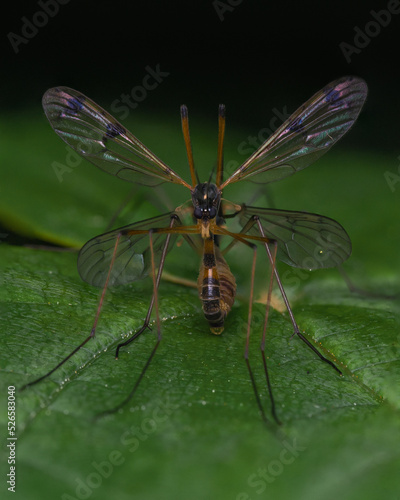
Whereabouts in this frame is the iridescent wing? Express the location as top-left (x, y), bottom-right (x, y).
top-left (43, 87), bottom-right (191, 188)
top-left (78, 212), bottom-right (182, 287)
top-left (236, 205), bottom-right (351, 269)
top-left (220, 76), bottom-right (367, 188)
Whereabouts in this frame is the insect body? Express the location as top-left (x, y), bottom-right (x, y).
top-left (22, 76), bottom-right (368, 424)
top-left (198, 233), bottom-right (236, 334)
top-left (191, 180), bottom-right (237, 334)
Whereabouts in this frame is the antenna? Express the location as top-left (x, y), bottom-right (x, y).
top-left (215, 104), bottom-right (226, 187)
top-left (180, 105), bottom-right (197, 188)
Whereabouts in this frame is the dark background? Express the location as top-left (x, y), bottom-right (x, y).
top-left (3, 0), bottom-right (399, 151)
top-left (2, 5), bottom-right (399, 500)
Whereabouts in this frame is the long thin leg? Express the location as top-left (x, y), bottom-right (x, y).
top-left (255, 218), bottom-right (342, 375)
top-left (260, 239), bottom-right (281, 425)
top-left (20, 230), bottom-right (124, 390)
top-left (337, 264), bottom-right (399, 300)
top-left (221, 216), bottom-right (259, 256)
top-left (243, 242), bottom-right (272, 427)
top-left (221, 218), bottom-right (281, 423)
top-left (21, 216), bottom-right (179, 391)
top-left (219, 216), bottom-right (342, 375)
top-left (97, 229), bottom-right (167, 418)
top-left (209, 224), bottom-right (275, 425)
top-left (115, 216), bottom-right (177, 357)
top-left (104, 186), bottom-right (139, 231)
top-left (105, 185), bottom-right (181, 232)
top-left (234, 220), bottom-right (281, 424)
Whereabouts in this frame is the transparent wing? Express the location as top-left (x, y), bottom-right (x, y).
top-left (237, 205), bottom-right (351, 269)
top-left (78, 212), bottom-right (182, 287)
top-left (220, 76), bottom-right (367, 188)
top-left (43, 87), bottom-right (191, 188)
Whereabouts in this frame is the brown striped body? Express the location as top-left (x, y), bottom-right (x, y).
top-left (197, 236), bottom-right (236, 335)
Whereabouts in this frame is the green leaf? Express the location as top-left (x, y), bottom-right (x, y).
top-left (1, 108), bottom-right (400, 500)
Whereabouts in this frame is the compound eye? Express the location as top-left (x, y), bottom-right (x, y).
top-left (208, 207), bottom-right (217, 218)
top-left (193, 207), bottom-right (203, 219)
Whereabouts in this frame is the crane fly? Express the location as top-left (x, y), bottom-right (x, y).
top-left (22, 76), bottom-right (368, 425)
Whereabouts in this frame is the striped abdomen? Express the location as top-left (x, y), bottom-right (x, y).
top-left (198, 237), bottom-right (236, 335)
